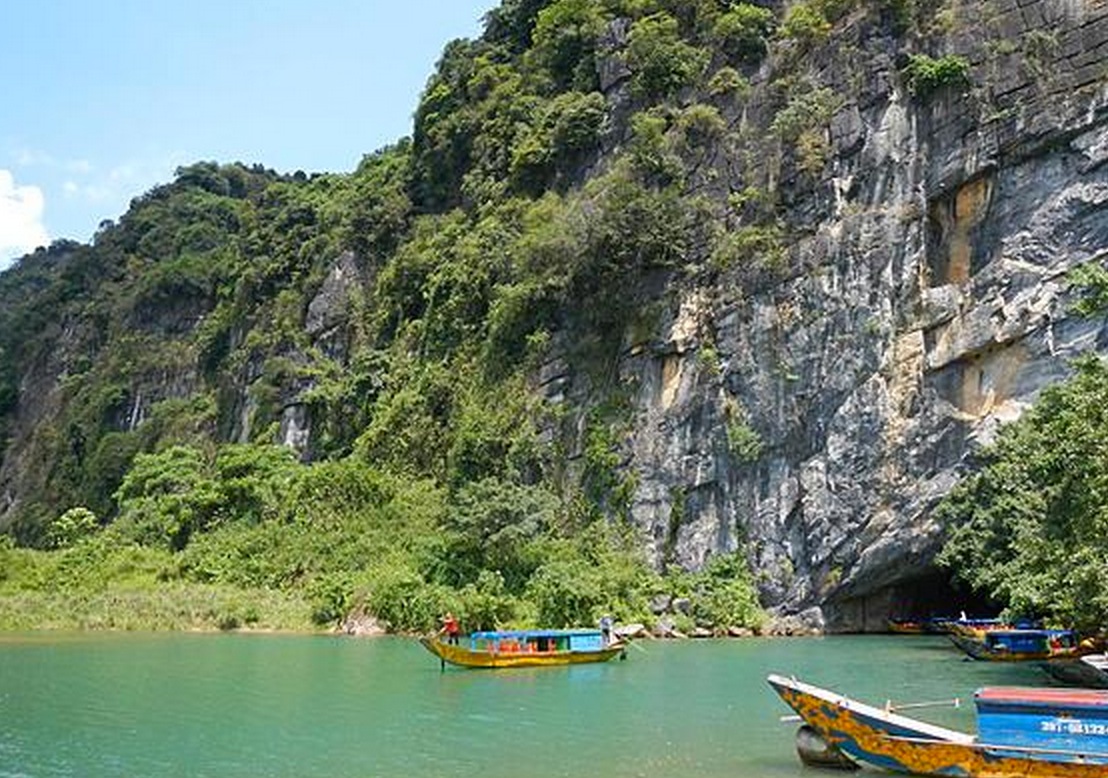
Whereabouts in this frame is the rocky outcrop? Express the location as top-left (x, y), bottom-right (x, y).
top-left (598, 1), bottom-right (1108, 630)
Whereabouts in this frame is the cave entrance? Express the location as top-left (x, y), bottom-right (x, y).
top-left (824, 569), bottom-right (1000, 633)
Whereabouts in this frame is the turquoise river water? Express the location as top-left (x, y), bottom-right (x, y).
top-left (0, 632), bottom-right (1054, 777)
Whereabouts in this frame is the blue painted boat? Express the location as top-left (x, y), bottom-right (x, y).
top-left (950, 628), bottom-right (1084, 661)
top-left (769, 674), bottom-right (1108, 777)
top-left (420, 628), bottom-right (626, 669)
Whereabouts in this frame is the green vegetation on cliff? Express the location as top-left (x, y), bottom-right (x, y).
top-left (0, 0), bottom-right (772, 631)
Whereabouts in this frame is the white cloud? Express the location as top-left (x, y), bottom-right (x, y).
top-left (13, 147), bottom-right (92, 174)
top-left (0, 169), bottom-right (50, 267)
top-left (62, 179), bottom-right (111, 203)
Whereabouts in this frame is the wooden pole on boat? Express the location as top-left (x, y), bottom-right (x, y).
top-left (884, 698), bottom-right (960, 712)
top-left (780, 698), bottom-right (960, 724)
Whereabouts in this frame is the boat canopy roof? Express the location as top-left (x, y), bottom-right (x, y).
top-left (469, 629), bottom-right (603, 640)
top-left (976, 686), bottom-right (1108, 711)
top-left (985, 628), bottom-right (1074, 637)
top-left (983, 628), bottom-right (1074, 650)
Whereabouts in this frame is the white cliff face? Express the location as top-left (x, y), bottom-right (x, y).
top-left (599, 1), bottom-right (1108, 629)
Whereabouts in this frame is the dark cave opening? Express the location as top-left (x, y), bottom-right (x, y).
top-left (824, 569), bottom-right (1001, 633)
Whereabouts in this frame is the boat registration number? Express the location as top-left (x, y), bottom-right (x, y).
top-left (1040, 719), bottom-right (1108, 736)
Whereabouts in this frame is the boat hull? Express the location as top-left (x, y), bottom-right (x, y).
top-left (419, 637), bottom-right (625, 668)
top-left (950, 633), bottom-right (1056, 661)
top-left (768, 674), bottom-right (1108, 778)
top-left (887, 620), bottom-right (926, 635)
top-left (950, 631), bottom-right (1085, 662)
top-left (1042, 655), bottom-right (1108, 689)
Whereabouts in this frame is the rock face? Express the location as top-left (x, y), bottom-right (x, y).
top-left (601, 1), bottom-right (1108, 630)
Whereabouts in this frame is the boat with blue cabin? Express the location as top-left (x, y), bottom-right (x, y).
top-left (419, 628), bottom-right (626, 669)
top-left (768, 673), bottom-right (1108, 777)
top-left (950, 628), bottom-right (1083, 661)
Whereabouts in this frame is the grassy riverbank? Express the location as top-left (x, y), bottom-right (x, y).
top-left (0, 585), bottom-right (314, 632)
top-left (0, 539), bottom-right (315, 631)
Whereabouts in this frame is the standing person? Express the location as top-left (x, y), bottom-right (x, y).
top-left (599, 615), bottom-right (613, 647)
top-left (439, 612), bottom-right (460, 645)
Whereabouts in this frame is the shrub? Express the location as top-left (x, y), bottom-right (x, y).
top-left (707, 67), bottom-right (751, 99)
top-left (510, 91), bottom-right (607, 192)
top-left (770, 87), bottom-right (841, 141)
top-left (711, 224), bottom-right (786, 272)
top-left (712, 3), bottom-right (775, 64)
top-left (307, 572), bottom-right (354, 626)
top-left (45, 507), bottom-right (100, 549)
top-left (779, 2), bottom-right (832, 44)
top-left (527, 558), bottom-right (609, 627)
top-left (724, 398), bottom-right (764, 462)
top-left (530, 0), bottom-right (606, 90)
top-left (1069, 263), bottom-right (1108, 318)
top-left (690, 552), bottom-right (764, 629)
top-left (674, 104), bottom-right (727, 156)
top-left (112, 446), bottom-right (221, 551)
top-left (902, 53), bottom-right (971, 97)
top-left (626, 13), bottom-right (709, 101)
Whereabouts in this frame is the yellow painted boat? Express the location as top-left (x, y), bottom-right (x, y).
top-left (887, 619), bottom-right (926, 634)
top-left (419, 629), bottom-right (626, 669)
top-left (769, 673), bottom-right (1108, 777)
top-left (949, 629), bottom-right (1087, 662)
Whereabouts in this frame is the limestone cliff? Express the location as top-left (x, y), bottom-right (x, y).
top-left (581, 0), bottom-right (1108, 629)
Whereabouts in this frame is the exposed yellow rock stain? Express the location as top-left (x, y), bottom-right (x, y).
top-left (956, 343), bottom-right (1027, 418)
top-left (885, 331), bottom-right (925, 432)
top-left (928, 175), bottom-right (993, 287)
top-left (660, 354), bottom-right (683, 410)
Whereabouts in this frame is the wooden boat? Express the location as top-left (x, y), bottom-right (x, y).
top-left (1042, 654), bottom-right (1108, 689)
top-left (950, 628), bottom-right (1084, 661)
top-left (768, 673), bottom-right (1108, 776)
top-left (887, 618), bottom-right (927, 634)
top-left (419, 628), bottom-right (626, 669)
top-left (945, 618), bottom-right (1017, 640)
top-left (889, 616), bottom-right (996, 635)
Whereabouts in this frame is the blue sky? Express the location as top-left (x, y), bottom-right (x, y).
top-left (0, 0), bottom-right (493, 268)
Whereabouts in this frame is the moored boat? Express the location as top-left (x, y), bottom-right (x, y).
top-left (768, 673), bottom-right (1108, 777)
top-left (944, 617), bottom-right (1016, 640)
top-left (950, 628), bottom-right (1084, 661)
top-left (419, 628), bottom-right (626, 669)
top-left (1042, 654), bottom-right (1108, 689)
top-left (887, 618), bottom-right (927, 634)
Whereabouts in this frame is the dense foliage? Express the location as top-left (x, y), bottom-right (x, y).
top-left (937, 356), bottom-right (1108, 632)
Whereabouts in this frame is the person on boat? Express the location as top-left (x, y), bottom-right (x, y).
top-left (439, 612), bottom-right (460, 645)
top-left (599, 615), bottom-right (613, 646)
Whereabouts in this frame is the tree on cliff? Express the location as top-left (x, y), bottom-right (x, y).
top-left (938, 355), bottom-right (1108, 632)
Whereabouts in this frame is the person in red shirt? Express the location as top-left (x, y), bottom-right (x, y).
top-left (439, 612), bottom-right (460, 645)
